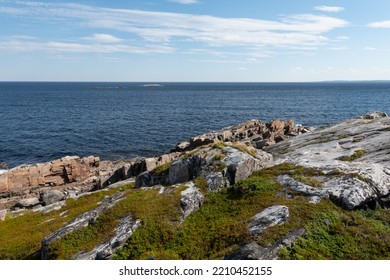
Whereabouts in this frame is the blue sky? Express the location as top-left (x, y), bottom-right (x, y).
top-left (1, 0), bottom-right (390, 82)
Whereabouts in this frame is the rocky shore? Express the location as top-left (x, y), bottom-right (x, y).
top-left (0, 112), bottom-right (389, 260)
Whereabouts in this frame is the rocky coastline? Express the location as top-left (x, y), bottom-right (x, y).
top-left (0, 112), bottom-right (389, 260)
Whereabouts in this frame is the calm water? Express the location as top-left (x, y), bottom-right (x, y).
top-left (0, 82), bottom-right (389, 168)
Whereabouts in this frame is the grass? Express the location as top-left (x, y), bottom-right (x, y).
top-left (228, 142), bottom-right (257, 157)
top-left (154, 163), bottom-right (171, 175)
top-left (48, 186), bottom-right (185, 259)
top-left (212, 141), bottom-right (226, 151)
top-left (279, 209), bottom-right (390, 259)
top-left (339, 149), bottom-right (367, 162)
top-left (213, 153), bottom-right (225, 161)
top-left (0, 184), bottom-right (133, 259)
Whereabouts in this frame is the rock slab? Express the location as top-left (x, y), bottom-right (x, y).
top-left (248, 205), bottom-right (289, 236)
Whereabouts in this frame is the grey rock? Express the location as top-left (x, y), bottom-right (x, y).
top-left (224, 147), bottom-right (273, 185)
top-left (169, 160), bottom-right (190, 185)
top-left (41, 191), bottom-right (125, 259)
top-left (277, 174), bottom-right (325, 197)
top-left (225, 228), bottom-right (305, 260)
top-left (206, 172), bottom-right (225, 192)
top-left (249, 205), bottom-right (289, 236)
top-left (0, 209), bottom-right (6, 221)
top-left (76, 215), bottom-right (141, 260)
top-left (41, 190), bottom-right (65, 206)
top-left (180, 182), bottom-right (205, 223)
top-left (15, 197), bottom-right (40, 208)
top-left (266, 112), bottom-right (390, 210)
top-left (135, 171), bottom-right (168, 188)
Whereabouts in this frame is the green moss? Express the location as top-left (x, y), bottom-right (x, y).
top-left (50, 186), bottom-right (184, 259)
top-left (0, 186), bottom-right (132, 260)
top-left (292, 175), bottom-right (323, 188)
top-left (352, 138), bottom-right (363, 143)
top-left (194, 177), bottom-right (209, 194)
top-left (339, 149), bottom-right (366, 162)
top-left (279, 209), bottom-right (390, 260)
top-left (154, 163), bottom-right (171, 175)
top-left (211, 162), bottom-right (228, 172)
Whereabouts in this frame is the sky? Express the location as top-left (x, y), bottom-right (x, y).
top-left (1, 0), bottom-right (390, 82)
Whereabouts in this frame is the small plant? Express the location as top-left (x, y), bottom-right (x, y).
top-left (194, 177), bottom-right (209, 194)
top-left (154, 163), bottom-right (171, 175)
top-left (339, 149), bottom-right (366, 162)
top-left (213, 153), bottom-right (225, 161)
top-left (212, 141), bottom-right (226, 151)
top-left (211, 162), bottom-right (228, 172)
top-left (229, 143), bottom-right (257, 157)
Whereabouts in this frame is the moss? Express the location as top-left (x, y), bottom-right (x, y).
top-left (154, 163), bottom-right (171, 175)
top-left (211, 162), bottom-right (228, 172)
top-left (292, 175), bottom-right (323, 188)
top-left (194, 177), bottom-right (209, 194)
top-left (279, 209), bottom-right (390, 260)
top-left (50, 186), bottom-right (184, 259)
top-left (0, 185), bottom-right (132, 259)
top-left (339, 149), bottom-right (366, 162)
top-left (352, 138), bottom-right (363, 143)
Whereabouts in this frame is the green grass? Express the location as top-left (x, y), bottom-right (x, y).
top-left (154, 163), bottom-right (171, 175)
top-left (228, 142), bottom-right (257, 157)
top-left (49, 186), bottom-right (185, 259)
top-left (0, 184), bottom-right (133, 259)
top-left (213, 153), bottom-right (225, 161)
top-left (279, 209), bottom-right (390, 259)
top-left (212, 141), bottom-right (226, 151)
top-left (339, 149), bottom-right (367, 162)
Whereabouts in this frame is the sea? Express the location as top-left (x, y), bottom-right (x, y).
top-left (0, 82), bottom-right (389, 169)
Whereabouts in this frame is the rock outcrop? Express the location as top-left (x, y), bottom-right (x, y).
top-left (76, 215), bottom-right (141, 260)
top-left (171, 119), bottom-right (309, 153)
top-left (248, 205), bottom-right (289, 236)
top-left (0, 156), bottom-right (99, 196)
top-left (180, 182), bottom-right (205, 223)
top-left (135, 144), bottom-right (273, 191)
top-left (0, 209), bottom-right (7, 221)
top-left (225, 228), bottom-right (305, 260)
top-left (41, 191), bottom-right (125, 259)
top-left (267, 112), bottom-right (390, 210)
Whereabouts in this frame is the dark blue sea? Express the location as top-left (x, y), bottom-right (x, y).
top-left (0, 82), bottom-right (389, 168)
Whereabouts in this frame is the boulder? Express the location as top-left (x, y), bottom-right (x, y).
top-left (225, 228), bottom-right (305, 260)
top-left (15, 197), bottom-right (40, 208)
top-left (248, 205), bottom-right (289, 236)
top-left (40, 190), bottom-right (65, 206)
top-left (169, 160), bottom-right (190, 185)
top-left (180, 183), bottom-right (205, 223)
top-left (0, 209), bottom-right (7, 221)
top-left (206, 172), bottom-right (225, 192)
top-left (224, 147), bottom-right (272, 185)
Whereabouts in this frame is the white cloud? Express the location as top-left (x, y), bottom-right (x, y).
top-left (0, 1), bottom-right (348, 53)
top-left (237, 67), bottom-right (246, 71)
top-left (368, 21), bottom-right (390, 28)
top-left (168, 0), bottom-right (198, 4)
top-left (336, 36), bottom-right (349, 40)
top-left (83, 34), bottom-right (122, 43)
top-left (314, 6), bottom-right (345, 13)
top-left (364, 47), bottom-right (376, 51)
top-left (0, 40), bottom-right (174, 54)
